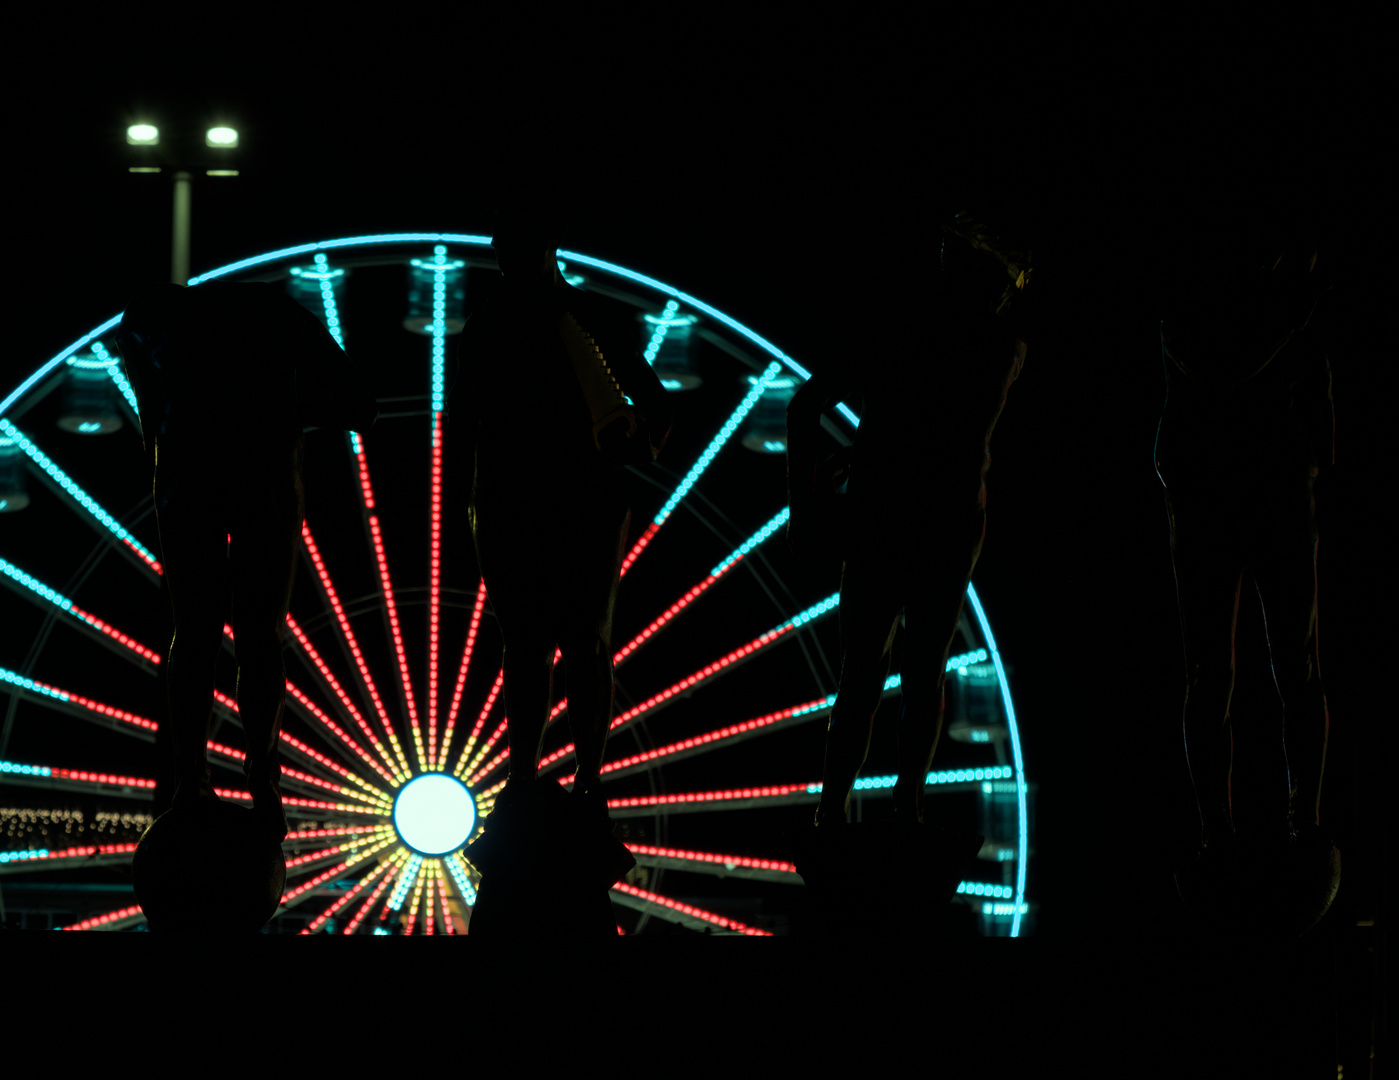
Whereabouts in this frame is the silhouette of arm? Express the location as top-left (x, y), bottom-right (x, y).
top-left (588, 294), bottom-right (673, 456)
top-left (113, 328), bottom-right (162, 482)
top-left (279, 297), bottom-right (378, 433)
top-left (786, 363), bottom-right (858, 504)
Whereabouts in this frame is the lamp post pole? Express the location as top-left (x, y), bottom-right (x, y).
top-left (126, 121), bottom-right (238, 286)
top-left (172, 170), bottom-right (192, 285)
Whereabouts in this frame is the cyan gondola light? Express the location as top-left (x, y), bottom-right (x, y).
top-left (640, 300), bottom-right (701, 390)
top-left (740, 373), bottom-right (798, 453)
top-left (404, 248), bottom-right (466, 336)
top-left (56, 353), bottom-right (122, 435)
top-left (0, 435), bottom-right (26, 512)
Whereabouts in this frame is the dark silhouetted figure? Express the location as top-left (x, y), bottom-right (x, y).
top-left (116, 281), bottom-right (378, 848)
top-left (1156, 223), bottom-right (1340, 934)
top-left (785, 211), bottom-right (1032, 933)
top-left (458, 196), bottom-right (673, 934)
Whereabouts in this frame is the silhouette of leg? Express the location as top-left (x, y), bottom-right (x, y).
top-left (559, 491), bottom-right (629, 798)
top-left (892, 509), bottom-right (985, 823)
top-left (472, 487), bottom-right (558, 784)
top-left (1167, 483), bottom-right (1245, 848)
top-left (1253, 474), bottom-right (1328, 835)
top-left (156, 477), bottom-right (228, 806)
top-left (229, 475), bottom-right (302, 841)
top-left (815, 548), bottom-right (904, 824)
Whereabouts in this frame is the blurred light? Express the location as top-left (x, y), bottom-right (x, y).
top-left (205, 127), bottom-right (238, 147)
top-left (126, 125), bottom-right (158, 145)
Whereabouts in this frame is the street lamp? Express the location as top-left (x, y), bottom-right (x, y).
top-left (125, 119), bottom-right (241, 284)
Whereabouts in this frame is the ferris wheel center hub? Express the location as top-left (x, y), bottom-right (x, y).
top-left (393, 774), bottom-right (478, 855)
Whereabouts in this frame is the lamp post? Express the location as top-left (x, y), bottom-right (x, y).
top-left (126, 120), bottom-right (240, 284)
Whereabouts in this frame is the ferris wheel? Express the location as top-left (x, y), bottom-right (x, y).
top-left (0, 233), bottom-right (1035, 936)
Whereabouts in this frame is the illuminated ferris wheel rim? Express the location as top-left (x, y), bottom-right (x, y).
top-left (2, 231), bottom-right (1030, 934)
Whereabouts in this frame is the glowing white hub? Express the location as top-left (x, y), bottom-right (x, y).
top-left (393, 774), bottom-right (477, 856)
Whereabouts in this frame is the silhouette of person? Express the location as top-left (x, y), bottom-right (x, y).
top-left (455, 192), bottom-right (673, 855)
top-left (787, 211), bottom-right (1034, 829)
top-left (115, 281), bottom-right (378, 842)
top-left (1154, 219), bottom-right (1333, 864)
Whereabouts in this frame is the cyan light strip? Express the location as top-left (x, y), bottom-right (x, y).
top-left (710, 507), bottom-right (791, 577)
top-left (0, 667), bottom-right (69, 702)
top-left (654, 360), bottom-right (783, 528)
top-left (963, 582), bottom-right (1028, 936)
top-left (85, 342), bottom-right (139, 418)
top-left (447, 851), bottom-right (478, 907)
top-left (387, 853), bottom-right (423, 910)
top-left (1, 556), bottom-right (77, 613)
top-left (1, 759), bottom-right (53, 777)
top-left (804, 764), bottom-right (1012, 795)
top-left (0, 848), bottom-right (50, 863)
top-left (0, 419), bottom-right (161, 572)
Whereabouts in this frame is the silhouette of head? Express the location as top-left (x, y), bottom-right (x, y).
top-left (490, 177), bottom-right (571, 285)
top-left (115, 282), bottom-right (189, 355)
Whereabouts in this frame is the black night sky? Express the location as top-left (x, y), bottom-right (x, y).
top-left (1, 13), bottom-right (1390, 1049)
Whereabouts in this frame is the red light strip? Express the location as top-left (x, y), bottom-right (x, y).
top-left (346, 440), bottom-right (418, 776)
top-left (301, 858), bottom-right (395, 935)
top-left (611, 571), bottom-right (721, 666)
top-left (287, 823), bottom-right (385, 841)
top-left (211, 686), bottom-right (397, 789)
top-left (528, 619), bottom-right (802, 778)
top-left (205, 739), bottom-right (390, 810)
top-left (457, 641), bottom-right (559, 781)
top-left (625, 843), bottom-right (797, 875)
top-left (277, 730), bottom-right (393, 800)
top-left (607, 783), bottom-right (813, 810)
top-left (211, 785), bottom-right (388, 815)
top-left (439, 578), bottom-right (488, 772)
top-left (58, 903), bottom-right (145, 931)
top-left (60, 687), bottom-right (158, 734)
top-left (280, 834), bottom-right (398, 905)
top-left (5, 842), bottom-right (139, 866)
top-left (435, 864), bottom-right (456, 934)
top-left (366, 510), bottom-right (423, 773)
top-left (452, 669), bottom-right (503, 779)
top-left (610, 882), bottom-right (772, 936)
top-left (284, 613), bottom-right (402, 782)
top-left (427, 414), bottom-right (444, 769)
top-left (47, 767), bottom-right (155, 790)
top-left (344, 856), bottom-right (407, 934)
top-left (597, 695), bottom-right (831, 777)
top-left (300, 521), bottom-right (410, 777)
top-left (279, 685), bottom-right (399, 787)
top-left (619, 520), bottom-right (660, 580)
top-left (67, 603), bottom-right (162, 664)
top-left (402, 860), bottom-right (429, 936)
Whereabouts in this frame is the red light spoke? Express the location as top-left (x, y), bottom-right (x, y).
top-left (435, 866), bottom-right (456, 934)
top-left (536, 623), bottom-right (799, 775)
top-left (597, 695), bottom-right (832, 778)
top-left (453, 669), bottom-right (503, 779)
top-left (366, 511), bottom-right (422, 770)
top-left (618, 521), bottom-right (660, 580)
top-left (610, 882), bottom-right (772, 936)
top-left (67, 604), bottom-right (162, 664)
top-left (300, 522), bottom-right (410, 778)
top-left (608, 783), bottom-right (812, 809)
top-left (426, 415), bottom-right (444, 769)
top-left (625, 843), bottom-right (796, 875)
top-left (61, 689), bottom-right (158, 734)
top-left (211, 685), bottom-right (396, 790)
top-left (344, 857), bottom-right (406, 934)
top-left (612, 572), bottom-right (720, 667)
top-left (301, 858), bottom-right (395, 935)
top-left (7, 842), bottom-right (139, 867)
top-left (439, 578), bottom-right (488, 772)
top-left (59, 903), bottom-right (145, 931)
top-left (284, 613), bottom-right (402, 782)
top-left (281, 682), bottom-right (398, 786)
top-left (46, 767), bottom-right (156, 790)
